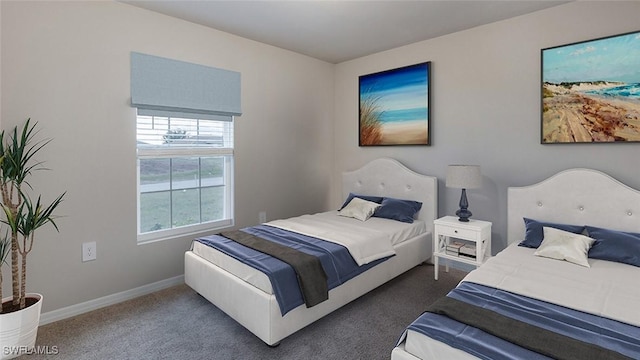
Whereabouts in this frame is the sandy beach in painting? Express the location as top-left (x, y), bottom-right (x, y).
top-left (380, 120), bottom-right (428, 145)
top-left (542, 82), bottom-right (640, 142)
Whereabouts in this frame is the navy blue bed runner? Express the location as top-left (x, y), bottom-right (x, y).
top-left (196, 224), bottom-right (389, 315)
top-left (401, 282), bottom-right (640, 360)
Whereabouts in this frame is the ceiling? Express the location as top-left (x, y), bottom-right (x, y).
top-left (122, 1), bottom-right (569, 64)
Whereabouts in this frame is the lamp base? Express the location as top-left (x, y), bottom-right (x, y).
top-left (456, 208), bottom-right (472, 222)
top-left (456, 188), bottom-right (472, 222)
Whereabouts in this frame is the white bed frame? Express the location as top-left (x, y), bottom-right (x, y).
top-left (185, 158), bottom-right (437, 346)
top-left (392, 167), bottom-right (640, 360)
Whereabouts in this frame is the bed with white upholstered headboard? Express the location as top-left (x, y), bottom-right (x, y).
top-left (393, 168), bottom-right (640, 360)
top-left (185, 157), bottom-right (437, 347)
top-left (342, 157), bottom-right (437, 225)
top-left (507, 168), bottom-right (639, 244)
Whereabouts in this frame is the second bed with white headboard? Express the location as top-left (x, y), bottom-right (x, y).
top-left (392, 168), bottom-right (640, 360)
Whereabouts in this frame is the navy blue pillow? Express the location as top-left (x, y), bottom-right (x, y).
top-left (586, 226), bottom-right (640, 267)
top-left (518, 218), bottom-right (585, 248)
top-left (339, 193), bottom-right (383, 210)
top-left (372, 197), bottom-right (422, 223)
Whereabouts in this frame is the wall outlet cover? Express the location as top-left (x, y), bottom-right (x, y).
top-left (82, 241), bottom-right (97, 262)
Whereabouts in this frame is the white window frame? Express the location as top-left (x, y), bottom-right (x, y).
top-left (136, 116), bottom-right (234, 244)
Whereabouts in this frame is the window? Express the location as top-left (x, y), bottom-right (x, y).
top-left (130, 52), bottom-right (241, 243)
top-left (136, 114), bottom-right (234, 243)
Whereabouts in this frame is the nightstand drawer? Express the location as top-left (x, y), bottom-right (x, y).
top-left (437, 225), bottom-right (477, 239)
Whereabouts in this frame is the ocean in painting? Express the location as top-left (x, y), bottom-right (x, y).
top-left (584, 83), bottom-right (640, 99)
top-left (376, 107), bottom-right (427, 123)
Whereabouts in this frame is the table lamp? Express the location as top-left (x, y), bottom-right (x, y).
top-left (446, 165), bottom-right (482, 222)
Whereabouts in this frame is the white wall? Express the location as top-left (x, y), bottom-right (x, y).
top-left (333, 1), bottom-right (640, 252)
top-left (0, 1), bottom-right (334, 312)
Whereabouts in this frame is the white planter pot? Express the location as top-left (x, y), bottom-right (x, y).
top-left (0, 294), bottom-right (43, 360)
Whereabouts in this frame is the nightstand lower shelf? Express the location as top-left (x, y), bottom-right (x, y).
top-left (433, 216), bottom-right (492, 280)
top-left (433, 252), bottom-right (489, 278)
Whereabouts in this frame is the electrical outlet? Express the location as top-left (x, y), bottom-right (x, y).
top-left (259, 211), bottom-right (267, 223)
top-left (82, 241), bottom-right (96, 262)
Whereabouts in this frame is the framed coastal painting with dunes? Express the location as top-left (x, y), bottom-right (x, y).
top-left (542, 30), bottom-right (640, 144)
top-left (359, 62), bottom-right (431, 146)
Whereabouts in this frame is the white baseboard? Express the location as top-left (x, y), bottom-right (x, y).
top-left (39, 275), bottom-right (185, 326)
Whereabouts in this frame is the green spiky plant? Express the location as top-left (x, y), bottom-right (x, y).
top-left (0, 119), bottom-right (65, 313)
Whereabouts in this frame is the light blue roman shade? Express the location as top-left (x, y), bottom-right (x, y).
top-left (131, 52), bottom-right (241, 119)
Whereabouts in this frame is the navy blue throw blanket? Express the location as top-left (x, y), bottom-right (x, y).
top-left (196, 225), bottom-right (390, 315)
top-left (427, 297), bottom-right (632, 360)
top-left (402, 282), bottom-right (640, 360)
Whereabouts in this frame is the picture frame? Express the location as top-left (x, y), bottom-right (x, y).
top-left (541, 30), bottom-right (640, 144)
top-left (359, 62), bottom-right (431, 146)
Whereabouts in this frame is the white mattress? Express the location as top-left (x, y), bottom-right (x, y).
top-left (192, 211), bottom-right (427, 295)
top-left (404, 242), bottom-right (640, 360)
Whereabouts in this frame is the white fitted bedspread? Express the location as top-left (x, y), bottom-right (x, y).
top-left (268, 211), bottom-right (425, 265)
top-left (192, 211), bottom-right (426, 294)
top-left (463, 243), bottom-right (640, 327)
top-left (405, 242), bottom-right (640, 360)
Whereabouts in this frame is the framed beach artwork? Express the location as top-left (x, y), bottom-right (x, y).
top-left (359, 62), bottom-right (431, 146)
top-left (541, 30), bottom-right (640, 144)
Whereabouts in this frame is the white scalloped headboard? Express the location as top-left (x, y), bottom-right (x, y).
top-left (341, 158), bottom-right (438, 227)
top-left (508, 168), bottom-right (640, 244)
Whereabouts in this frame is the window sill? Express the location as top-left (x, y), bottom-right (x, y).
top-left (137, 219), bottom-right (234, 245)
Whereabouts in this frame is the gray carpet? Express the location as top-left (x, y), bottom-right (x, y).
top-left (32, 264), bottom-right (465, 360)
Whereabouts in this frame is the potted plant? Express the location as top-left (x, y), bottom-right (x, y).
top-left (0, 119), bottom-right (65, 359)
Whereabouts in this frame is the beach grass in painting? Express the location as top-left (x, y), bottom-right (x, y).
top-left (542, 30), bottom-right (640, 143)
top-left (359, 62), bottom-right (430, 146)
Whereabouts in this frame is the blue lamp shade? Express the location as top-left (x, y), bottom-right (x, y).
top-left (446, 165), bottom-right (482, 222)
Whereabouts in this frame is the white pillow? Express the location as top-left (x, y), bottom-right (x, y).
top-left (338, 197), bottom-right (381, 221)
top-left (534, 226), bottom-right (595, 267)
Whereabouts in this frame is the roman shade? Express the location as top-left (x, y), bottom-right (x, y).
top-left (131, 52), bottom-right (242, 118)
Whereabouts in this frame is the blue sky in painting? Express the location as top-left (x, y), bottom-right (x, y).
top-left (359, 63), bottom-right (428, 123)
top-left (543, 31), bottom-right (640, 84)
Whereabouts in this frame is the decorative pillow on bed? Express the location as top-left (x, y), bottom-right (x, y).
top-left (372, 197), bottom-right (422, 223)
top-left (533, 227), bottom-right (595, 267)
top-left (586, 225), bottom-right (640, 267)
top-left (338, 193), bottom-right (383, 210)
top-left (519, 218), bottom-right (585, 248)
top-left (338, 197), bottom-right (382, 221)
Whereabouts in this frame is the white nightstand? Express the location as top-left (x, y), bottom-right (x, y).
top-left (433, 216), bottom-right (492, 280)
